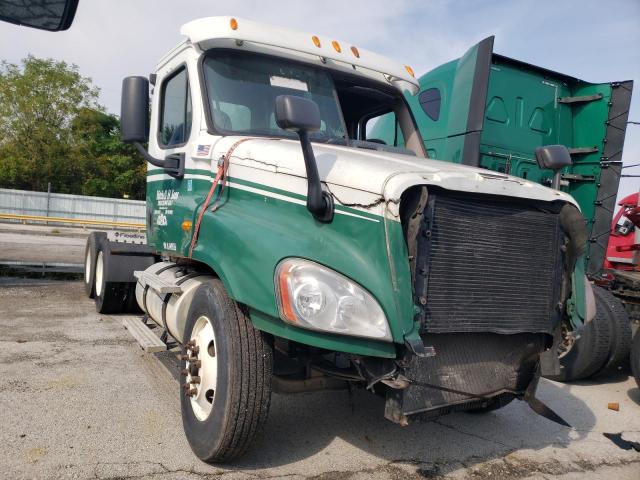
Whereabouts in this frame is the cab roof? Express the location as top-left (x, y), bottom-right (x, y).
top-left (178, 16), bottom-right (420, 95)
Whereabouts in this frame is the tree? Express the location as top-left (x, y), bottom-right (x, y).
top-left (72, 108), bottom-right (146, 199)
top-left (0, 56), bottom-right (146, 199)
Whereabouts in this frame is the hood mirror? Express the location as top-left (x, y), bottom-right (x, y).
top-left (275, 95), bottom-right (334, 223)
top-left (535, 145), bottom-right (572, 190)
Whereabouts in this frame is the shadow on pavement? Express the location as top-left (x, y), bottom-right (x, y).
top-left (221, 376), bottom-right (596, 471)
top-left (575, 369), bottom-right (632, 387)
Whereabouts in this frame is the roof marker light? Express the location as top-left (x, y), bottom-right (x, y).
top-left (332, 40), bottom-right (341, 53)
top-left (350, 46), bottom-right (360, 58)
top-left (405, 65), bottom-right (415, 77)
top-left (312, 35), bottom-right (321, 48)
top-left (230, 18), bottom-right (238, 30)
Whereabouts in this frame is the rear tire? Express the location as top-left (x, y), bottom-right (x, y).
top-left (94, 242), bottom-right (135, 314)
top-left (546, 291), bottom-right (613, 382)
top-left (593, 286), bottom-right (632, 375)
top-left (180, 280), bottom-right (272, 463)
top-left (631, 332), bottom-right (640, 390)
top-left (84, 232), bottom-right (106, 298)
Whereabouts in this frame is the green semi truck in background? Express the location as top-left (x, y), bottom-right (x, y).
top-left (371, 36), bottom-right (636, 382)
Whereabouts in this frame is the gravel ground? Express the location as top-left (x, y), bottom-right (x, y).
top-left (0, 280), bottom-right (639, 480)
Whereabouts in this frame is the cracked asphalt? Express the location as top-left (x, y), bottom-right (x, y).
top-left (1, 228), bottom-right (640, 479)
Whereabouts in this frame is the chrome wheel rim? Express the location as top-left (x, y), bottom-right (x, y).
top-left (186, 315), bottom-right (218, 421)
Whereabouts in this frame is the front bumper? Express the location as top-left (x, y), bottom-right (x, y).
top-left (385, 332), bottom-right (547, 424)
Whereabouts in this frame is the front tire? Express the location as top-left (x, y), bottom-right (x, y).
top-left (180, 280), bottom-right (272, 463)
top-left (593, 286), bottom-right (632, 375)
top-left (547, 288), bottom-right (613, 382)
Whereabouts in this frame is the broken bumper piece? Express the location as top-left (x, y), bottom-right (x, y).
top-left (384, 332), bottom-right (569, 426)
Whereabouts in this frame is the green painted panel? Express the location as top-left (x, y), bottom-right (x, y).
top-left (384, 215), bottom-right (416, 330)
top-left (250, 309), bottom-right (397, 358)
top-left (370, 43), bottom-right (480, 164)
top-left (480, 61), bottom-right (573, 166)
top-left (567, 83), bottom-right (611, 228)
top-left (146, 169), bottom-right (416, 350)
top-left (444, 42), bottom-right (480, 139)
top-left (404, 60), bottom-right (458, 146)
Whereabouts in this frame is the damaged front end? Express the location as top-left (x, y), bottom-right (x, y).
top-left (373, 186), bottom-right (587, 426)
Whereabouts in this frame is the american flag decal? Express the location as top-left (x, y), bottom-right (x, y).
top-left (196, 144), bottom-right (211, 156)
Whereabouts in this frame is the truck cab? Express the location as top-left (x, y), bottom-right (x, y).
top-left (88, 17), bottom-right (591, 463)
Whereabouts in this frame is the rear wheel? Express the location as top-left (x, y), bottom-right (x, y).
top-left (593, 286), bottom-right (632, 375)
top-left (83, 232), bottom-right (106, 298)
top-left (94, 242), bottom-right (134, 314)
top-left (180, 280), bottom-right (272, 463)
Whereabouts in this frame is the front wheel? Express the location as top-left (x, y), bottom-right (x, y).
top-left (546, 288), bottom-right (613, 382)
top-left (180, 280), bottom-right (273, 463)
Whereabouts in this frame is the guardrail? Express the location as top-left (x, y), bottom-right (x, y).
top-left (0, 187), bottom-right (146, 229)
top-left (0, 213), bottom-right (145, 230)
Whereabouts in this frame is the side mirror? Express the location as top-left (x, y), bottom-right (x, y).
top-left (120, 76), bottom-right (183, 178)
top-left (121, 76), bottom-right (149, 143)
top-left (535, 145), bottom-right (572, 190)
top-left (275, 95), bottom-right (333, 222)
top-left (0, 0), bottom-right (79, 31)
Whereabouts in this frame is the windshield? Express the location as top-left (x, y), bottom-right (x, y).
top-left (202, 52), bottom-right (347, 142)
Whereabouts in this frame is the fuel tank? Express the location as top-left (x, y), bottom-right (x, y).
top-left (135, 262), bottom-right (215, 343)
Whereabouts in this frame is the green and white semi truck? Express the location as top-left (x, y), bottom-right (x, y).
top-left (84, 18), bottom-right (593, 462)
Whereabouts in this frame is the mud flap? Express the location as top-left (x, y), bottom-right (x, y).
top-left (539, 326), bottom-right (561, 377)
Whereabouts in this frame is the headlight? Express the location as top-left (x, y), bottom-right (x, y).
top-left (275, 258), bottom-right (391, 341)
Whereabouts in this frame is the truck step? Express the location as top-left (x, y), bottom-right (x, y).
top-left (134, 270), bottom-right (182, 294)
top-left (122, 316), bottom-right (166, 353)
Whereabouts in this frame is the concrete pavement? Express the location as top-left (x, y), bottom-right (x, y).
top-left (0, 280), bottom-right (639, 479)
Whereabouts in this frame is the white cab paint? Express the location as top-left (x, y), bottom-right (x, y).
top-left (179, 16), bottom-right (419, 94)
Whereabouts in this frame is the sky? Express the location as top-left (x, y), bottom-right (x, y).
top-left (1, 0), bottom-right (638, 199)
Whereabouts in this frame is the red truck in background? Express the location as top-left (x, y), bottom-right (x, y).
top-left (601, 192), bottom-right (640, 388)
top-left (605, 192), bottom-right (640, 272)
top-left (602, 192), bottom-right (640, 324)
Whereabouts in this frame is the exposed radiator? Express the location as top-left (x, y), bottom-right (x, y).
top-left (412, 191), bottom-right (564, 334)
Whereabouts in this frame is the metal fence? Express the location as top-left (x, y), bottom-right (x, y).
top-left (0, 188), bottom-right (145, 228)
